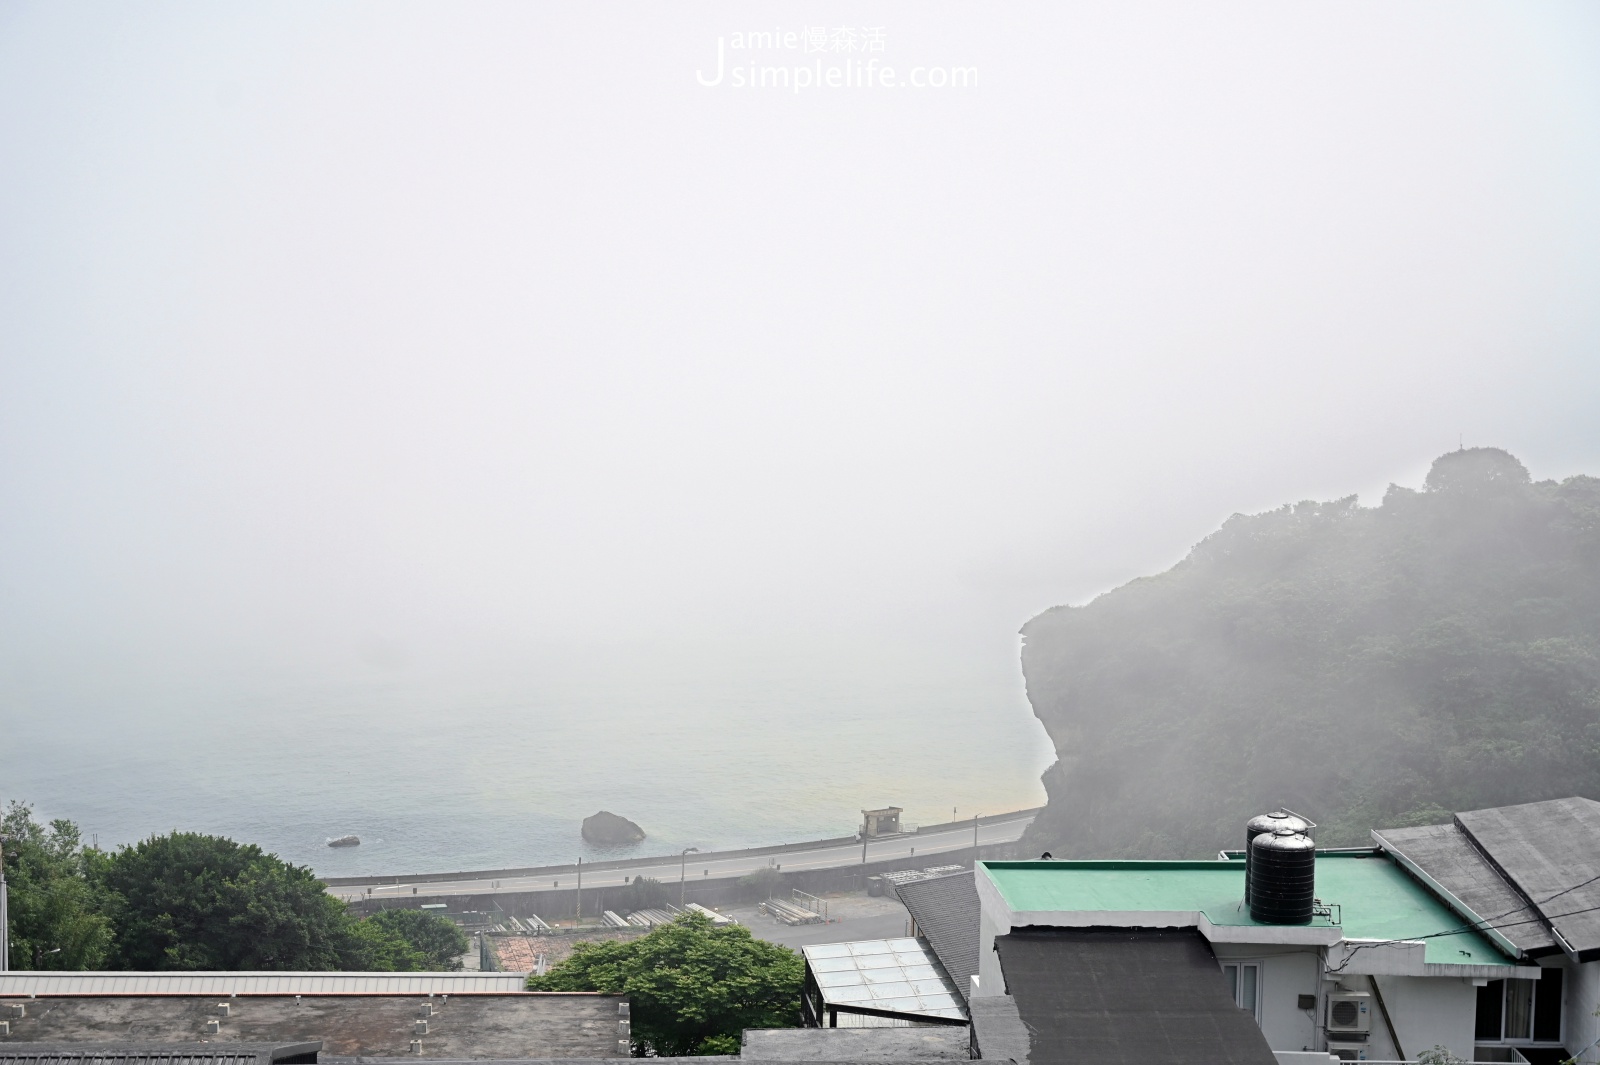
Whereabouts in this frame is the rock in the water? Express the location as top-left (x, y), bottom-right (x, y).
top-left (582, 810), bottom-right (646, 846)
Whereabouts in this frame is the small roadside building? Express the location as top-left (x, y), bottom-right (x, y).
top-left (861, 808), bottom-right (904, 838)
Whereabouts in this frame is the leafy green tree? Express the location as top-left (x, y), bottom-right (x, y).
top-left (99, 831), bottom-right (410, 971)
top-left (364, 908), bottom-right (468, 970)
top-left (737, 867), bottom-right (782, 902)
top-left (1, 802), bottom-right (114, 969)
top-left (345, 917), bottom-right (427, 971)
top-left (527, 912), bottom-right (803, 1055)
top-left (621, 874), bottom-right (670, 913)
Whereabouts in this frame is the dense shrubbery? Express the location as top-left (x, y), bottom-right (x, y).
top-left (527, 912), bottom-right (802, 1055)
top-left (0, 803), bottom-right (465, 971)
top-left (1021, 448), bottom-right (1600, 857)
top-left (737, 867), bottom-right (783, 902)
top-left (620, 874), bottom-right (671, 913)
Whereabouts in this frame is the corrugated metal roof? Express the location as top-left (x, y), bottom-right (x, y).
top-left (0, 973), bottom-right (527, 996)
top-left (0, 1042), bottom-right (319, 1065)
top-left (0, 1052), bottom-right (267, 1065)
top-left (801, 939), bottom-right (967, 1022)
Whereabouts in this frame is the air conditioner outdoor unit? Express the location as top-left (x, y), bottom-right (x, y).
top-left (1328, 1040), bottom-right (1372, 1061)
top-left (1327, 992), bottom-right (1372, 1035)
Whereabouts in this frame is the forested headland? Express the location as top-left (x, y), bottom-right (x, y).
top-left (1020, 447), bottom-right (1600, 856)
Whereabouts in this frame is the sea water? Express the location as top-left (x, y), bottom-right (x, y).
top-left (2, 639), bottom-right (1054, 877)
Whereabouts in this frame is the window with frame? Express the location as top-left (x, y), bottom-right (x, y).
top-left (1475, 972), bottom-right (1563, 1044)
top-left (1223, 963), bottom-right (1260, 1020)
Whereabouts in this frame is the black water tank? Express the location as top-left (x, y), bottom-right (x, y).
top-left (1244, 811), bottom-right (1311, 904)
top-left (1249, 828), bottom-right (1316, 924)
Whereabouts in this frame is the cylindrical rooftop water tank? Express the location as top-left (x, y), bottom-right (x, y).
top-left (1248, 828), bottom-right (1316, 924)
top-left (1244, 811), bottom-right (1311, 904)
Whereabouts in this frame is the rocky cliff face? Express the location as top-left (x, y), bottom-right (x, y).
top-left (1019, 449), bottom-right (1600, 857)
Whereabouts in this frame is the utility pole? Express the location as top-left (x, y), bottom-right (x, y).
top-left (1, 835), bottom-right (8, 972)
top-left (679, 848), bottom-right (698, 907)
top-left (576, 858), bottom-right (582, 923)
top-left (973, 813), bottom-right (980, 868)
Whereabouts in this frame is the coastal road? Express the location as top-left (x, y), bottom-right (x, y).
top-left (332, 811), bottom-right (1036, 903)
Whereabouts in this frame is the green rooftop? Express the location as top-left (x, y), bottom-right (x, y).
top-left (979, 853), bottom-right (1513, 967)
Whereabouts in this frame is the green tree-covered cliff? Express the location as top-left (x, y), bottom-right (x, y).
top-left (1019, 448), bottom-right (1600, 856)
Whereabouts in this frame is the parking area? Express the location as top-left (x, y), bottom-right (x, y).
top-left (720, 890), bottom-right (913, 950)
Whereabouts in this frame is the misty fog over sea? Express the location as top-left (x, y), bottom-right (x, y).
top-left (3, 637), bottom-right (1053, 876)
top-left (3, 5), bottom-right (1599, 886)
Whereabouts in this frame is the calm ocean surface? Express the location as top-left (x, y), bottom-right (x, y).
top-left (3, 641), bottom-right (1055, 877)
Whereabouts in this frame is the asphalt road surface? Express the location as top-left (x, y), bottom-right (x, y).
top-left (333, 812), bottom-right (1035, 902)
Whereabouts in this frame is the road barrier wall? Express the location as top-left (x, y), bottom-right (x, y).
top-left (322, 809), bottom-right (1040, 889)
top-left (346, 840), bottom-right (1027, 922)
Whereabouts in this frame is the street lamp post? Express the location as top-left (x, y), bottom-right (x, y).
top-left (679, 848), bottom-right (698, 907)
top-left (576, 858), bottom-right (582, 923)
top-left (973, 813), bottom-right (980, 867)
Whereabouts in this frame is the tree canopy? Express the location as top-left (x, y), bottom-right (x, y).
top-left (620, 874), bottom-right (670, 913)
top-left (1, 814), bottom-right (459, 972)
top-left (363, 907), bottom-right (469, 970)
top-left (527, 912), bottom-right (803, 1055)
top-left (1, 802), bottom-right (114, 969)
top-left (1020, 448), bottom-right (1600, 856)
top-left (101, 832), bottom-right (365, 970)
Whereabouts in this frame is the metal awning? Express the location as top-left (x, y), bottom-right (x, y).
top-left (801, 938), bottom-right (967, 1026)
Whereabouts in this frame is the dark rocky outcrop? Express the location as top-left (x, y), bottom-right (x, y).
top-left (582, 810), bottom-right (647, 846)
top-left (1019, 448), bottom-right (1600, 858)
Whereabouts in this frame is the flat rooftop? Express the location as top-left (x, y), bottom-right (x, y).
top-left (980, 852), bottom-right (1514, 967)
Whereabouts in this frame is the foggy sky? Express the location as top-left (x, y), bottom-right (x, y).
top-left (3, 2), bottom-right (1599, 702)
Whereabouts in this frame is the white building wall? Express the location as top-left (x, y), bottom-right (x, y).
top-left (1212, 945), bottom-right (1322, 1052)
top-left (975, 908), bottom-right (1007, 998)
top-left (1563, 958), bottom-right (1600, 1062)
top-left (1362, 974), bottom-right (1476, 1062)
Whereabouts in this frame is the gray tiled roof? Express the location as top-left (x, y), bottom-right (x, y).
top-left (893, 872), bottom-right (979, 1002)
top-left (1376, 797), bottom-right (1600, 962)
top-left (995, 928), bottom-right (1276, 1065)
top-left (1373, 822), bottom-right (1559, 957)
top-left (1456, 797), bottom-right (1600, 961)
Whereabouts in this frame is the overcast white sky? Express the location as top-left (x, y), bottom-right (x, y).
top-left (3, 2), bottom-right (1599, 699)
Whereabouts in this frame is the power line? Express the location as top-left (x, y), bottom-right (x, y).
top-left (1326, 870), bottom-right (1600, 974)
